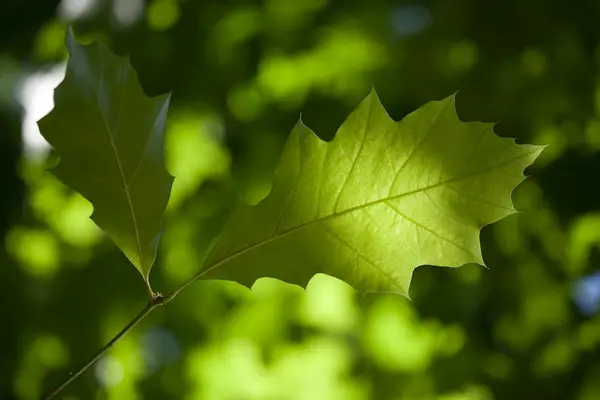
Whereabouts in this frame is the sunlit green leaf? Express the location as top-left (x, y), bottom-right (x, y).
top-left (199, 89), bottom-right (543, 296)
top-left (37, 29), bottom-right (173, 281)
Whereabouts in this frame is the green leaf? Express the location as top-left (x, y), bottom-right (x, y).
top-left (38, 29), bottom-right (173, 281)
top-left (199, 89), bottom-right (544, 296)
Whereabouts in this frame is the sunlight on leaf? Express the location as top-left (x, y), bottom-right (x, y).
top-left (200, 89), bottom-right (543, 296)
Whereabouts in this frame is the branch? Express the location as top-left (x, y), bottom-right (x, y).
top-left (44, 296), bottom-right (164, 400)
top-left (44, 262), bottom-right (212, 398)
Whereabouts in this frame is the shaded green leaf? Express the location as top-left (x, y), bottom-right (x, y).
top-left (199, 89), bottom-right (544, 296)
top-left (38, 30), bottom-right (173, 281)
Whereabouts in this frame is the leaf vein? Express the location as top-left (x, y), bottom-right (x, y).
top-left (333, 94), bottom-right (374, 212)
top-left (201, 144), bottom-right (537, 276)
top-left (383, 200), bottom-right (479, 260)
top-left (387, 98), bottom-right (451, 196)
top-left (317, 221), bottom-right (400, 289)
top-left (92, 66), bottom-right (145, 270)
top-left (274, 128), bottom-right (303, 235)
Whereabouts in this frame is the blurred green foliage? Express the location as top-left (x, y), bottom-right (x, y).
top-left (2, 0), bottom-right (600, 399)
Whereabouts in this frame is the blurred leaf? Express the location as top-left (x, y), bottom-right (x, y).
top-left (6, 227), bottom-right (60, 277)
top-left (199, 89), bottom-right (543, 296)
top-left (147, 0), bottom-right (181, 31)
top-left (37, 29), bottom-right (173, 281)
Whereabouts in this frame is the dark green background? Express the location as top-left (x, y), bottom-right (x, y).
top-left (2, 0), bottom-right (600, 399)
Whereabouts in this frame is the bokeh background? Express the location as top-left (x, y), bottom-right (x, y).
top-left (2, 0), bottom-right (600, 399)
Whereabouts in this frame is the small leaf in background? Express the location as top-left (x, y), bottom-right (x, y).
top-left (37, 29), bottom-right (173, 282)
top-left (200, 89), bottom-right (544, 296)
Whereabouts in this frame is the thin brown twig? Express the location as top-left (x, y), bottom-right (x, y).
top-left (43, 299), bottom-right (163, 400)
top-left (44, 264), bottom-right (210, 398)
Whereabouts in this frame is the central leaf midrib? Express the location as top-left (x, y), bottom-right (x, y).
top-left (93, 70), bottom-right (145, 270)
top-left (200, 149), bottom-right (537, 277)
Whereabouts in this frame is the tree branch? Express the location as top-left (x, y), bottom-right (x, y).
top-left (44, 298), bottom-right (163, 400)
top-left (44, 264), bottom-right (212, 398)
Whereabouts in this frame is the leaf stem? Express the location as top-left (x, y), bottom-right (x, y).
top-left (144, 278), bottom-right (156, 299)
top-left (44, 299), bottom-right (163, 400)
